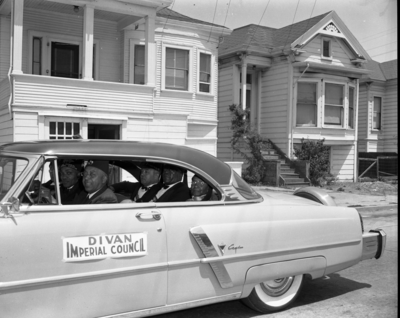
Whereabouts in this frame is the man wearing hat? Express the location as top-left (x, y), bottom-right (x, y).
top-left (59, 159), bottom-right (84, 204)
top-left (153, 164), bottom-right (190, 202)
top-left (187, 175), bottom-right (218, 201)
top-left (111, 162), bottom-right (163, 203)
top-left (74, 160), bottom-right (118, 204)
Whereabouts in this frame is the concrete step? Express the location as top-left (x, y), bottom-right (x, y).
top-left (281, 173), bottom-right (300, 178)
top-left (282, 178), bottom-right (307, 183)
top-left (262, 155), bottom-right (280, 160)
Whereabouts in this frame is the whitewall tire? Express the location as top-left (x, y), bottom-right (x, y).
top-left (243, 274), bottom-right (304, 313)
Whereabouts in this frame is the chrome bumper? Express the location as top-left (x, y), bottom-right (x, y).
top-left (361, 229), bottom-right (386, 261)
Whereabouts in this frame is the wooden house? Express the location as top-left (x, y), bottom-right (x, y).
top-left (217, 11), bottom-right (375, 183)
top-left (0, 0), bottom-right (229, 158)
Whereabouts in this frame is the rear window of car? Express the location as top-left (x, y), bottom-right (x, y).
top-left (231, 171), bottom-right (260, 200)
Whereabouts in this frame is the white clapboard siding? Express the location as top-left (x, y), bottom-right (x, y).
top-left (187, 124), bottom-right (216, 139)
top-left (23, 8), bottom-right (121, 83)
top-left (217, 66), bottom-right (235, 161)
top-left (0, 16), bottom-right (11, 81)
top-left (299, 36), bottom-right (355, 68)
top-left (383, 79), bottom-right (398, 152)
top-left (260, 61), bottom-right (289, 153)
top-left (13, 112), bottom-right (39, 142)
top-left (0, 78), bottom-right (10, 110)
top-left (0, 109), bottom-right (13, 144)
top-left (14, 76), bottom-right (153, 113)
top-left (331, 144), bottom-right (355, 181)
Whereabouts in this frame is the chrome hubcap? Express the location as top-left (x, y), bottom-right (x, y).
top-left (260, 277), bottom-right (295, 297)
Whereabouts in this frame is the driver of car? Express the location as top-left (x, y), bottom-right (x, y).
top-left (153, 164), bottom-right (190, 202)
top-left (112, 162), bottom-right (163, 203)
top-left (74, 160), bottom-right (118, 204)
top-left (188, 175), bottom-right (218, 201)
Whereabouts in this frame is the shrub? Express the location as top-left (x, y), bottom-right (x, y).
top-left (229, 104), bottom-right (269, 184)
top-left (293, 138), bottom-right (331, 186)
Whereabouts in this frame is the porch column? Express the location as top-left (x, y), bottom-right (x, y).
top-left (11, 0), bottom-right (24, 75)
top-left (82, 5), bottom-right (94, 81)
top-left (241, 61), bottom-right (247, 111)
top-left (144, 13), bottom-right (156, 86)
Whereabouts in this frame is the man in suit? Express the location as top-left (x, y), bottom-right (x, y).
top-left (59, 159), bottom-right (84, 204)
top-left (112, 162), bottom-right (162, 203)
top-left (74, 160), bottom-right (117, 204)
top-left (154, 164), bottom-right (190, 202)
top-left (187, 175), bottom-right (218, 202)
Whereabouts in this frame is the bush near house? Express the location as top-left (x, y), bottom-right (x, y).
top-left (229, 104), bottom-right (269, 184)
top-left (294, 138), bottom-right (331, 186)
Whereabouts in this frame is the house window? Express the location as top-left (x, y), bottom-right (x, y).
top-left (199, 53), bottom-right (211, 93)
top-left (322, 39), bottom-right (331, 58)
top-left (32, 37), bottom-right (42, 75)
top-left (324, 83), bottom-right (344, 126)
top-left (165, 48), bottom-right (189, 90)
top-left (49, 121), bottom-right (80, 139)
top-left (134, 45), bottom-right (145, 85)
top-left (373, 96), bottom-right (382, 130)
top-left (296, 82), bottom-right (317, 126)
top-left (348, 86), bottom-right (355, 129)
top-left (51, 42), bottom-right (79, 78)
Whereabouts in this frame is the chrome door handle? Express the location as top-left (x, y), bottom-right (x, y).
top-left (136, 211), bottom-right (162, 221)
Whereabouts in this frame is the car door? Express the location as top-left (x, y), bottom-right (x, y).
top-left (0, 159), bottom-right (167, 318)
top-left (157, 197), bottom-right (271, 306)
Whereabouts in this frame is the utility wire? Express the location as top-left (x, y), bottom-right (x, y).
top-left (370, 49), bottom-right (397, 58)
top-left (220, 0), bottom-right (232, 38)
top-left (282, 0), bottom-right (301, 52)
top-left (297, 0), bottom-right (318, 47)
top-left (366, 41), bottom-right (398, 51)
top-left (207, 0), bottom-right (219, 42)
top-left (244, 0), bottom-right (271, 52)
top-left (359, 27), bottom-right (397, 41)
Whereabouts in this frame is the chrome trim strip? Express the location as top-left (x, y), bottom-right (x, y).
top-left (168, 259), bottom-right (200, 267)
top-left (190, 226), bottom-right (233, 289)
top-left (199, 239), bottom-right (362, 264)
top-left (100, 292), bottom-right (242, 318)
top-left (0, 262), bottom-right (168, 291)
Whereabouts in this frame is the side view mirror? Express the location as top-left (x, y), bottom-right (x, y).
top-left (0, 197), bottom-right (20, 216)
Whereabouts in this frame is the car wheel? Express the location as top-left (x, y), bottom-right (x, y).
top-left (243, 274), bottom-right (304, 313)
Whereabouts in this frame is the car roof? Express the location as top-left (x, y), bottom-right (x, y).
top-left (0, 140), bottom-right (232, 185)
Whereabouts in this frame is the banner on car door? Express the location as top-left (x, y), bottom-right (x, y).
top-left (62, 232), bottom-right (147, 262)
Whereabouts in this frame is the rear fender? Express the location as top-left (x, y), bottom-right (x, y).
top-left (293, 187), bottom-right (336, 206)
top-left (241, 257), bottom-right (326, 297)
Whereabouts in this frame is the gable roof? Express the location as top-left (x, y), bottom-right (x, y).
top-left (219, 12), bottom-right (330, 56)
top-left (157, 7), bottom-right (228, 29)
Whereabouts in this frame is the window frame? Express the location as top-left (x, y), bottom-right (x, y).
top-left (348, 85), bottom-right (356, 129)
top-left (161, 43), bottom-right (193, 93)
top-left (322, 81), bottom-right (346, 128)
top-left (372, 96), bottom-right (382, 130)
top-left (295, 79), bottom-right (321, 128)
top-left (197, 50), bottom-right (214, 95)
top-left (28, 31), bottom-right (99, 80)
top-left (44, 117), bottom-right (84, 140)
top-left (321, 37), bottom-right (333, 60)
top-left (129, 39), bottom-right (146, 85)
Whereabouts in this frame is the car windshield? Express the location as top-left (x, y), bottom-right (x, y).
top-left (0, 156), bottom-right (29, 201)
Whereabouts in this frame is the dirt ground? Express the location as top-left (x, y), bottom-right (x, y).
top-left (322, 179), bottom-right (398, 196)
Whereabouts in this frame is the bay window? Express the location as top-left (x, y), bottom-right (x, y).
top-left (296, 82), bottom-right (318, 127)
top-left (165, 48), bottom-right (189, 91)
top-left (199, 52), bottom-right (211, 93)
top-left (296, 79), bottom-right (356, 129)
top-left (324, 83), bottom-right (344, 126)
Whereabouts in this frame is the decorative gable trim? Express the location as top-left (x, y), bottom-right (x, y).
top-left (322, 22), bottom-right (341, 35)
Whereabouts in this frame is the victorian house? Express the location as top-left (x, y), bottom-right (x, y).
top-left (217, 11), bottom-right (379, 182)
top-left (0, 0), bottom-right (228, 158)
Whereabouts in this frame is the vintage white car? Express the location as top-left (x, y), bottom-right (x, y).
top-left (0, 140), bottom-right (386, 318)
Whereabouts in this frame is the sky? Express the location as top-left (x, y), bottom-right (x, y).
top-left (172, 0), bottom-right (397, 63)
